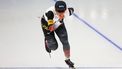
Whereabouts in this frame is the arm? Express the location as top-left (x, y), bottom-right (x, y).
top-left (68, 7), bottom-right (74, 16)
top-left (45, 11), bottom-right (55, 31)
top-left (46, 11), bottom-right (63, 32)
top-left (45, 11), bottom-right (54, 25)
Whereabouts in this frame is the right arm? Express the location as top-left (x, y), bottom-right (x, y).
top-left (45, 11), bottom-right (55, 31)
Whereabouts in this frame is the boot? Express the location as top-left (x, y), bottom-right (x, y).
top-left (65, 59), bottom-right (75, 68)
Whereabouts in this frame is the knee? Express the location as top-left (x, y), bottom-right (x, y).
top-left (48, 41), bottom-right (58, 50)
top-left (60, 33), bottom-right (67, 38)
top-left (62, 40), bottom-right (70, 50)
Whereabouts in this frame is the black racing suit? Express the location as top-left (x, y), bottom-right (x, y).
top-left (41, 8), bottom-right (74, 51)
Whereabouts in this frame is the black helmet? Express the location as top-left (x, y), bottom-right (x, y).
top-left (55, 1), bottom-right (67, 12)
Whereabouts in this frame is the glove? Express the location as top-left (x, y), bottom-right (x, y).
top-left (48, 25), bottom-right (54, 32)
top-left (48, 20), bottom-right (62, 32)
top-left (68, 7), bottom-right (74, 15)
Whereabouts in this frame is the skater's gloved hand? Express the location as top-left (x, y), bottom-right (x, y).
top-left (48, 25), bottom-right (54, 32)
top-left (68, 7), bottom-right (74, 16)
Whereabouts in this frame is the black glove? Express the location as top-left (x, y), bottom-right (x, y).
top-left (68, 7), bottom-right (74, 16)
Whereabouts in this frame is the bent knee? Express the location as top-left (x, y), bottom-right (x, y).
top-left (48, 42), bottom-right (58, 50)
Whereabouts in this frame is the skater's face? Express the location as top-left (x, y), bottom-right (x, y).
top-left (57, 11), bottom-right (65, 16)
top-left (56, 11), bottom-right (65, 20)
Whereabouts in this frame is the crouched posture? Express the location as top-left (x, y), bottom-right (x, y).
top-left (41, 1), bottom-right (75, 68)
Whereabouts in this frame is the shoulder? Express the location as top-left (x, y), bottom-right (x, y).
top-left (44, 6), bottom-right (55, 20)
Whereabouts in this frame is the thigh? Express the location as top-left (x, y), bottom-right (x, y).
top-left (55, 23), bottom-right (70, 50)
top-left (55, 23), bottom-right (68, 41)
top-left (41, 18), bottom-right (58, 50)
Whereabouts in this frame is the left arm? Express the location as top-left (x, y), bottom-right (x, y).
top-left (68, 7), bottom-right (74, 16)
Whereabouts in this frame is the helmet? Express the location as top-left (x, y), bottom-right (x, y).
top-left (55, 1), bottom-right (67, 12)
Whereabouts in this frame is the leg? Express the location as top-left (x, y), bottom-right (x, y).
top-left (55, 23), bottom-right (75, 68)
top-left (45, 33), bottom-right (58, 51)
top-left (41, 18), bottom-right (58, 51)
top-left (55, 23), bottom-right (70, 58)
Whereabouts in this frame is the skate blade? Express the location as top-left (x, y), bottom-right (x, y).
top-left (69, 67), bottom-right (76, 69)
top-left (49, 53), bottom-right (51, 58)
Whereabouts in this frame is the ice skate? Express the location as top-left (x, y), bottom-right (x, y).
top-left (65, 59), bottom-right (76, 69)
